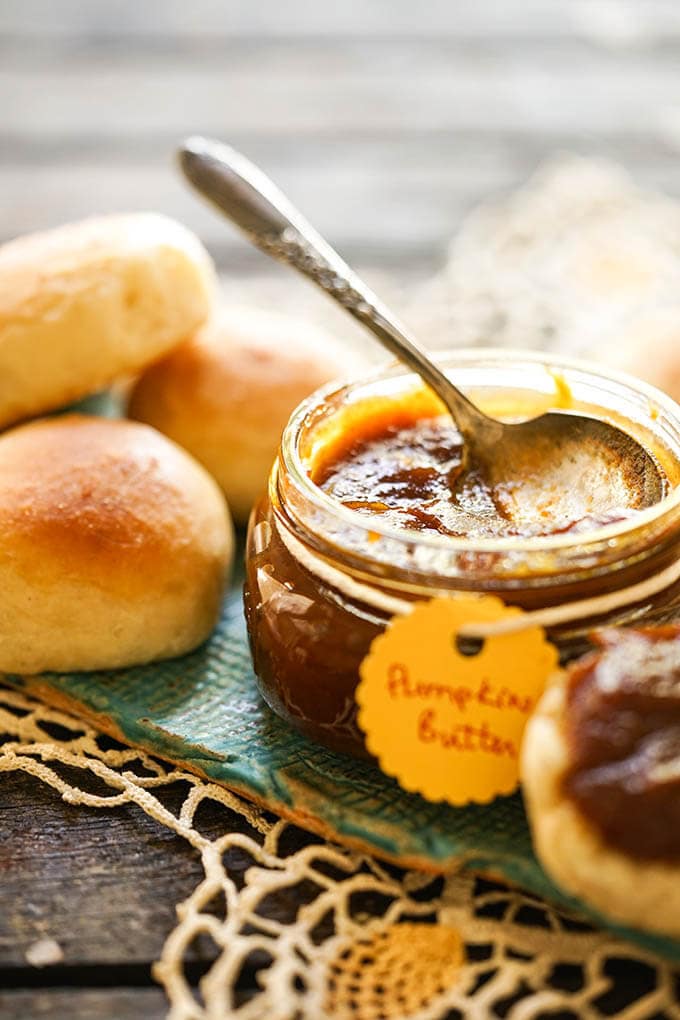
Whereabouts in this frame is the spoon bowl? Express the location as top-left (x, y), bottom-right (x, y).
top-left (475, 411), bottom-right (666, 531)
top-left (178, 136), bottom-right (667, 522)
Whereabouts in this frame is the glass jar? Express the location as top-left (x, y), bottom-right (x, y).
top-left (244, 351), bottom-right (680, 757)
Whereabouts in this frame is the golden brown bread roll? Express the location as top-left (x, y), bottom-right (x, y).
top-left (128, 305), bottom-right (359, 521)
top-left (0, 415), bottom-right (233, 673)
top-left (0, 213), bottom-right (216, 429)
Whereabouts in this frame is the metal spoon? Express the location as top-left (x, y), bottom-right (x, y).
top-left (178, 136), bottom-right (665, 520)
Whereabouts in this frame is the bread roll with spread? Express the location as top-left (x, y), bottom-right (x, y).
top-left (522, 627), bottom-right (680, 935)
top-left (128, 305), bottom-right (358, 522)
top-left (0, 213), bottom-right (216, 429)
top-left (0, 415), bottom-right (233, 673)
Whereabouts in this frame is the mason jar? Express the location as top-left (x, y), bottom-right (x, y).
top-left (244, 351), bottom-right (680, 757)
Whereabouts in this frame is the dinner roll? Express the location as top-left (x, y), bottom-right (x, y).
top-left (0, 415), bottom-right (233, 673)
top-left (128, 305), bottom-right (358, 521)
top-left (0, 213), bottom-right (216, 429)
top-left (522, 629), bottom-right (680, 936)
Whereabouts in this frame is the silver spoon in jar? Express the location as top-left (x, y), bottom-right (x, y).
top-left (178, 137), bottom-right (665, 525)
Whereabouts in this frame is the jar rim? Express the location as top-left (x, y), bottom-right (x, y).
top-left (280, 348), bottom-right (680, 558)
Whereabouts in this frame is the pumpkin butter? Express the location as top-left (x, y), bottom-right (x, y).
top-left (563, 627), bottom-right (680, 862)
top-left (314, 410), bottom-right (646, 540)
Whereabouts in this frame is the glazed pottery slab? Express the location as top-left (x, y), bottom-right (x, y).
top-left (6, 574), bottom-right (680, 961)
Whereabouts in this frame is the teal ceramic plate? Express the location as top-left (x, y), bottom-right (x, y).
top-left (5, 572), bottom-right (680, 961)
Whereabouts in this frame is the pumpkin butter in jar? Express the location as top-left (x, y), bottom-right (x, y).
top-left (244, 351), bottom-right (680, 757)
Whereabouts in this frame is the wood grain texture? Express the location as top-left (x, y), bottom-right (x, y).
top-left (1, 56), bottom-right (679, 148)
top-left (0, 771), bottom-right (213, 967)
top-left (2, 1), bottom-right (680, 265)
top-left (0, 988), bottom-right (167, 1020)
top-left (2, 0), bottom-right (680, 41)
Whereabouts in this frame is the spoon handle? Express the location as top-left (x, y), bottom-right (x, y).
top-left (178, 136), bottom-right (492, 441)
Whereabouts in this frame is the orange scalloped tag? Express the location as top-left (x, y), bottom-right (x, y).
top-left (356, 596), bottom-right (558, 805)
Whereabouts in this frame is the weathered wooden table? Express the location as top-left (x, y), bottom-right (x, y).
top-left (3, 2), bottom-right (680, 1016)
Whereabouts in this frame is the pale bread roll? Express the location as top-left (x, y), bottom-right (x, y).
top-left (522, 669), bottom-right (680, 936)
top-left (0, 415), bottom-right (233, 673)
top-left (0, 213), bottom-right (216, 429)
top-left (128, 305), bottom-right (359, 521)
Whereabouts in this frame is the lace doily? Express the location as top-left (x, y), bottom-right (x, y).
top-left (3, 683), bottom-right (679, 1019)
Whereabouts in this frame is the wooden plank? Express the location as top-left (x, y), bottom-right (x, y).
top-left (0, 769), bottom-right (219, 967)
top-left (2, 0), bottom-right (680, 41)
top-left (3, 142), bottom-right (680, 265)
top-left (3, 34), bottom-right (680, 65)
top-left (0, 156), bottom-right (515, 261)
top-left (0, 988), bottom-right (167, 1020)
top-left (5, 130), bottom-right (680, 169)
top-left (1, 52), bottom-right (680, 139)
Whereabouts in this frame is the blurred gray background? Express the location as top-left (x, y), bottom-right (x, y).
top-left (2, 0), bottom-right (680, 276)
